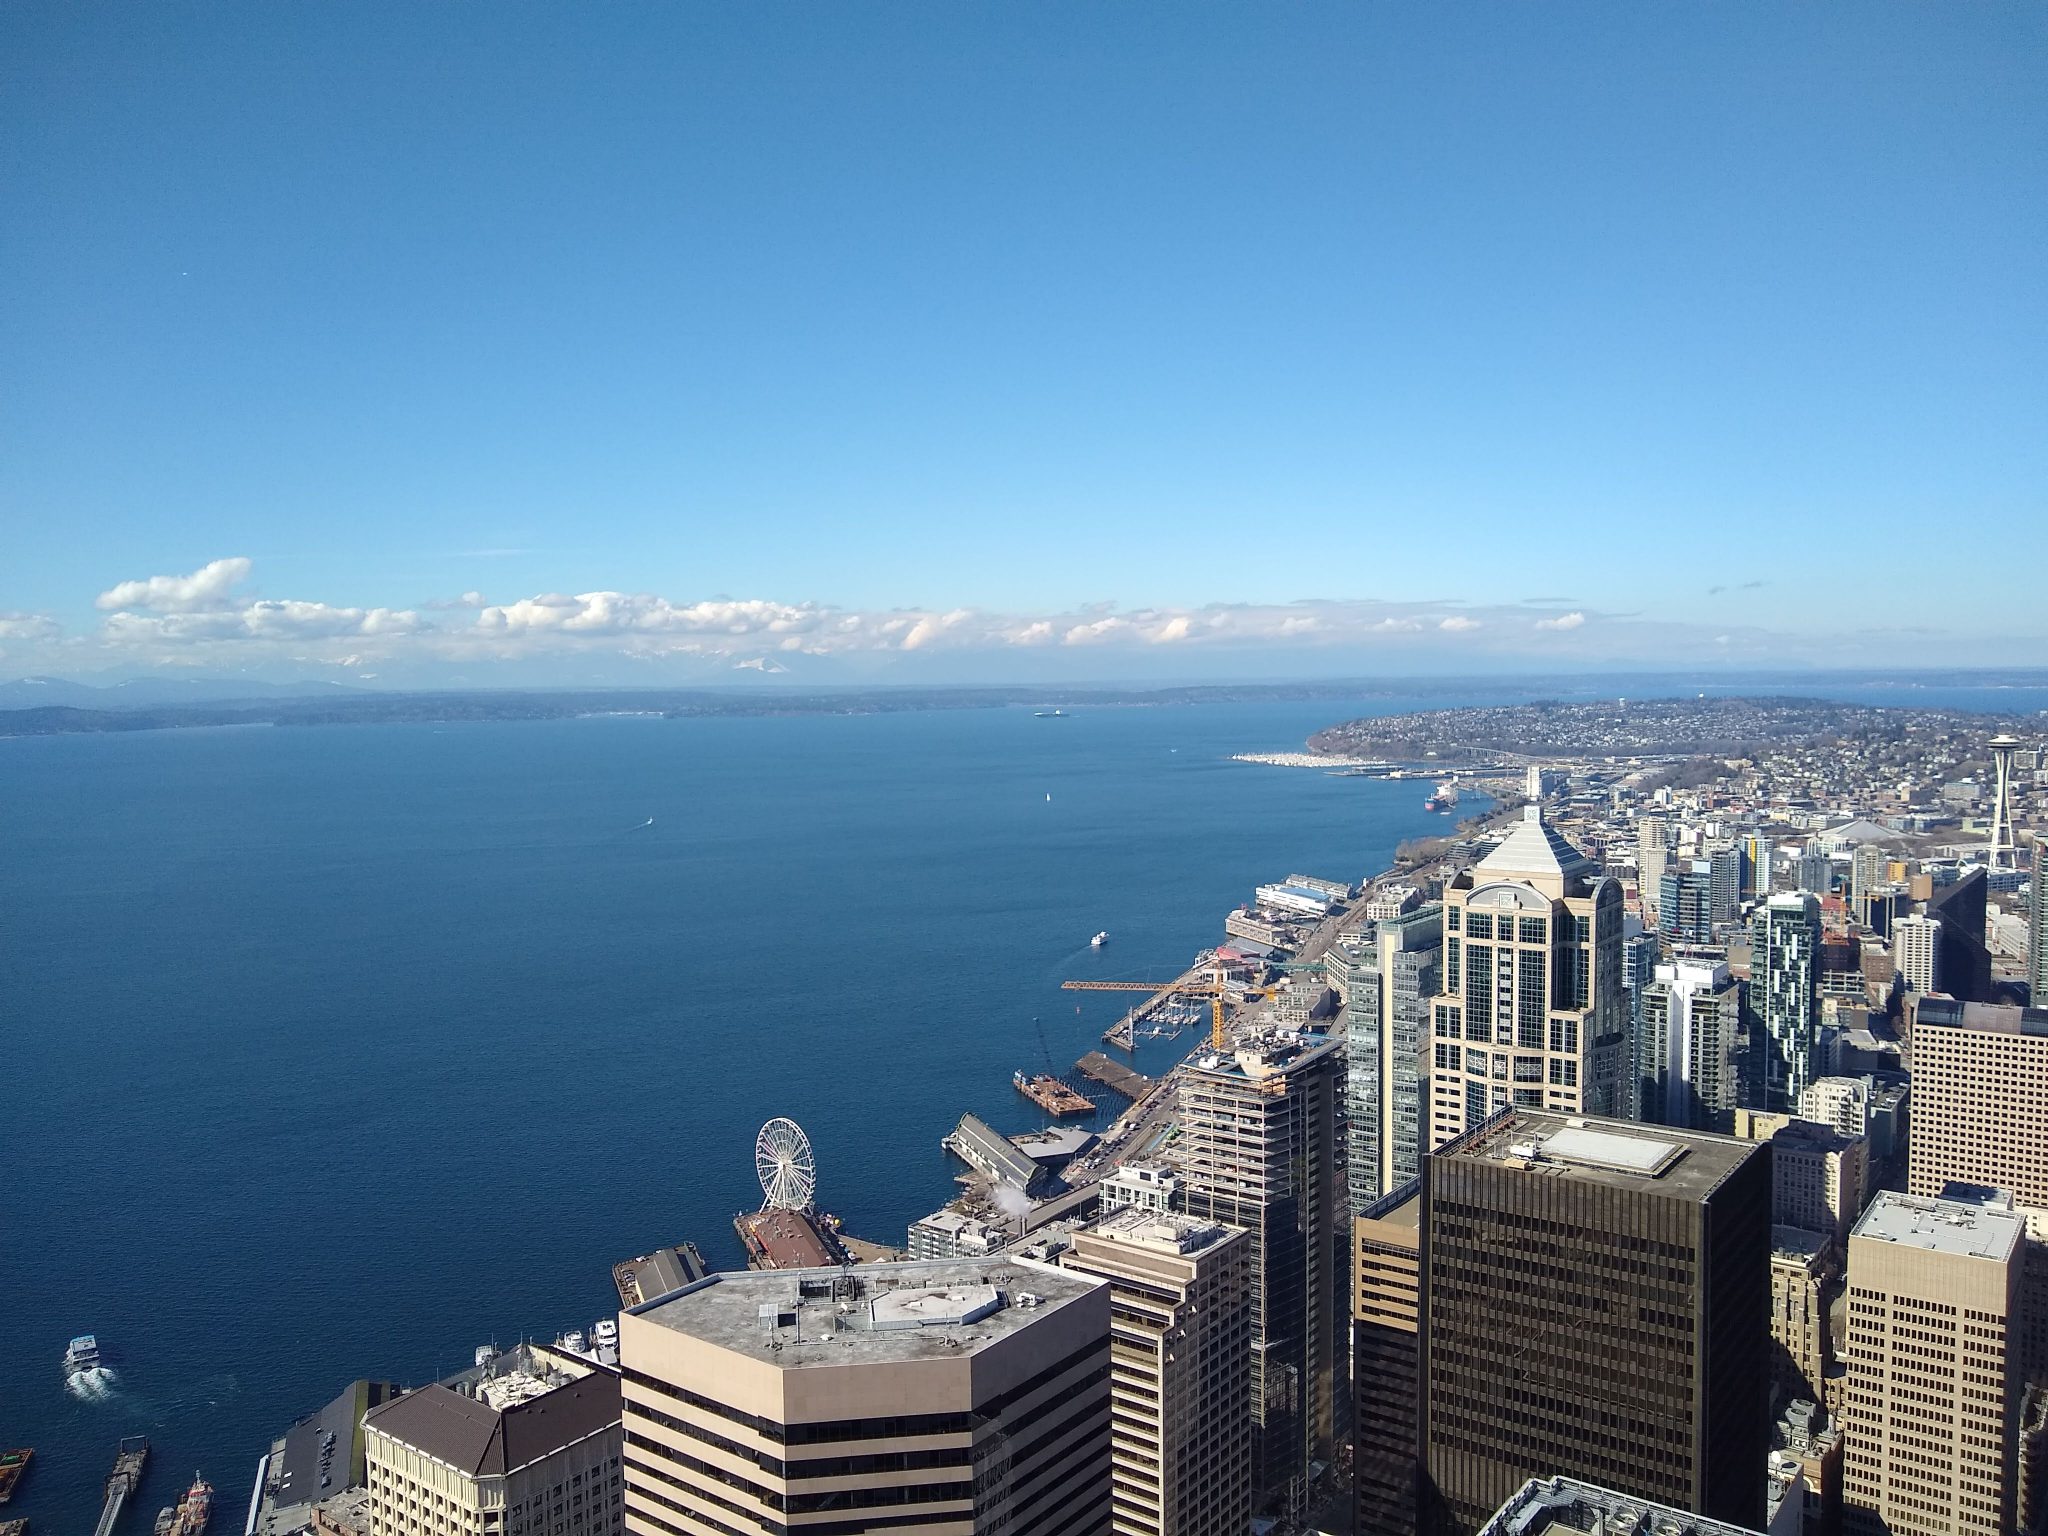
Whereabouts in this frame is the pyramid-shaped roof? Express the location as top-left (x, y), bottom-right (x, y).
top-left (1475, 807), bottom-right (1597, 883)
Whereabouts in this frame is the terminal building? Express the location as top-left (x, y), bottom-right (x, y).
top-left (617, 1258), bottom-right (1110, 1536)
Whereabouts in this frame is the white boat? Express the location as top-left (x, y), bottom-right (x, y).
top-left (1090, 931), bottom-right (1108, 948)
top-left (64, 1334), bottom-right (101, 1374)
top-left (592, 1319), bottom-right (619, 1349)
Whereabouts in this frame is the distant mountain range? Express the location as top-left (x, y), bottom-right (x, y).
top-left (0, 675), bottom-right (365, 709)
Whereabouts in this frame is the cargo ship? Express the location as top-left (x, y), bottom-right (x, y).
top-left (1424, 783), bottom-right (1460, 813)
top-left (151, 1473), bottom-right (210, 1536)
top-left (0, 1450), bottom-right (30, 1504)
top-left (1013, 1071), bottom-right (1095, 1118)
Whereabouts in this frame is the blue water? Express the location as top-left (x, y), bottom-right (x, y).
top-left (0, 697), bottom-right (1477, 1532)
top-left (5, 675), bottom-right (2043, 1532)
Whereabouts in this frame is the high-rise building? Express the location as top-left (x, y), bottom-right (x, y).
top-left (1471, 1476), bottom-right (1771, 1536)
top-left (2030, 839), bottom-right (2048, 1005)
top-left (365, 1346), bottom-right (622, 1536)
top-left (1907, 999), bottom-right (2048, 1217)
top-left (1710, 845), bottom-right (1745, 926)
top-left (1354, 1185), bottom-right (1423, 1536)
top-left (1062, 1209), bottom-right (1252, 1536)
top-left (1636, 959), bottom-right (1743, 1130)
top-left (1891, 913), bottom-right (1942, 995)
top-left (1795, 842), bottom-right (1833, 899)
top-left (1842, 1191), bottom-right (2026, 1536)
top-left (617, 1257), bottom-right (1111, 1536)
top-left (1749, 894), bottom-right (1822, 1112)
top-left (1620, 922), bottom-right (1662, 1117)
top-left (1926, 868), bottom-right (1994, 1003)
top-left (1426, 808), bottom-right (1627, 1152)
top-left (1660, 860), bottom-right (1716, 943)
top-left (1343, 906), bottom-right (1445, 1215)
top-left (1420, 1111), bottom-right (1771, 1536)
top-left (1740, 833), bottom-right (1772, 902)
top-left (1180, 1029), bottom-right (1344, 1513)
top-left (1850, 845), bottom-right (1887, 908)
top-left (1767, 1226), bottom-right (1837, 1411)
top-left (1763, 1118), bottom-right (1869, 1246)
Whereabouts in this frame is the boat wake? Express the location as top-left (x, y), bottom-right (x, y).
top-left (67, 1365), bottom-right (118, 1400)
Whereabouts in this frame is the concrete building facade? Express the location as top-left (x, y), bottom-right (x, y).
top-left (364, 1347), bottom-right (622, 1536)
top-left (1062, 1210), bottom-right (1252, 1536)
top-left (1841, 1192), bottom-right (2025, 1536)
top-left (1637, 959), bottom-right (1743, 1131)
top-left (617, 1258), bottom-right (1111, 1536)
top-left (1907, 1000), bottom-right (2048, 1219)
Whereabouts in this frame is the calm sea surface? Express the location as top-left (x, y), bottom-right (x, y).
top-left (4, 679), bottom-right (2043, 1530)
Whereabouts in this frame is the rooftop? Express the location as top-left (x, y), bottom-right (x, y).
top-left (1448, 1110), bottom-right (1763, 1203)
top-left (1912, 998), bottom-right (2048, 1038)
top-left (363, 1352), bottom-right (619, 1477)
top-left (633, 1256), bottom-right (1101, 1367)
top-left (1851, 1190), bottom-right (2024, 1262)
top-left (1186, 1028), bottom-right (1341, 1086)
top-left (1473, 806), bottom-right (1598, 884)
top-left (1478, 1476), bottom-right (1766, 1536)
top-left (1086, 1206), bottom-right (1238, 1256)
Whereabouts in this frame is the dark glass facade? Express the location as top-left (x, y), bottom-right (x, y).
top-left (1419, 1113), bottom-right (1771, 1536)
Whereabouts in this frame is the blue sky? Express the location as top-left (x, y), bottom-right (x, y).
top-left (3, 3), bottom-right (2043, 685)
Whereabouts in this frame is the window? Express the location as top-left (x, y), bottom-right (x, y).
top-left (1467, 912), bottom-right (1494, 940)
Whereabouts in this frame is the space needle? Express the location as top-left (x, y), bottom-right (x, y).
top-left (1987, 732), bottom-right (2022, 871)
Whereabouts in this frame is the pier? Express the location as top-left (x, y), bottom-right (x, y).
top-left (94, 1438), bottom-right (149, 1536)
top-left (1077, 1052), bottom-right (1151, 1100)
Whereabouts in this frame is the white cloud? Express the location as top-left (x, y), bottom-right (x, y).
top-left (96, 556), bottom-right (252, 613)
top-left (1534, 611), bottom-right (1586, 632)
top-left (1438, 616), bottom-right (1482, 632)
top-left (1151, 615), bottom-right (1193, 644)
top-left (0, 611), bottom-right (60, 641)
top-left (103, 601), bottom-right (423, 645)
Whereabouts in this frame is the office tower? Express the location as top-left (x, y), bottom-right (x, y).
top-left (1908, 999), bottom-right (2048, 1213)
top-left (1426, 808), bottom-right (1628, 1151)
top-left (1637, 959), bottom-right (1743, 1130)
top-left (1741, 833), bottom-right (1772, 902)
top-left (1180, 1030), bottom-right (1343, 1512)
top-left (1420, 1111), bottom-right (1771, 1535)
top-left (1990, 733), bottom-right (2023, 871)
top-left (1890, 913), bottom-right (1941, 995)
top-left (1749, 894), bottom-right (1822, 1112)
top-left (1842, 1191), bottom-right (2025, 1536)
top-left (617, 1258), bottom-right (1110, 1536)
top-left (2030, 840), bottom-right (2048, 1005)
top-left (1768, 1226), bottom-right (1837, 1410)
top-left (1639, 839), bottom-right (1670, 929)
top-left (1063, 1210), bottom-right (1252, 1536)
top-left (1659, 860), bottom-right (1716, 943)
top-left (364, 1346), bottom-right (622, 1536)
top-left (1354, 1186), bottom-right (1422, 1536)
top-left (1344, 906), bottom-right (1445, 1215)
top-left (1620, 922), bottom-right (1661, 1116)
top-left (1796, 842), bottom-right (1832, 898)
top-left (1927, 868), bottom-right (1994, 1003)
top-left (1710, 845), bottom-right (1744, 925)
top-left (1473, 1477), bottom-right (1772, 1536)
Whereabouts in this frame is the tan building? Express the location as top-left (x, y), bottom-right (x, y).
top-left (617, 1257), bottom-right (1110, 1536)
top-left (1352, 1185), bottom-right (1422, 1536)
top-left (1769, 1228), bottom-right (1837, 1410)
top-left (1908, 1000), bottom-right (2048, 1220)
top-left (364, 1346), bottom-right (622, 1536)
top-left (1732, 1113), bottom-right (1870, 1246)
top-left (1061, 1209), bottom-right (1251, 1536)
top-left (1427, 809), bottom-right (1629, 1151)
top-left (1842, 1191), bottom-right (2024, 1536)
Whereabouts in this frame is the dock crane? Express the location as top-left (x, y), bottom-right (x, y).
top-left (1060, 968), bottom-right (1275, 1053)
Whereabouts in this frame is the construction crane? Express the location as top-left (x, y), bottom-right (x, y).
top-left (1060, 969), bottom-right (1274, 1052)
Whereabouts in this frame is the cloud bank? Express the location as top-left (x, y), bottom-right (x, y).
top-left (5, 554), bottom-right (1966, 682)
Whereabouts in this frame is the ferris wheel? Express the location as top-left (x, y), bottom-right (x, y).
top-left (755, 1118), bottom-right (817, 1213)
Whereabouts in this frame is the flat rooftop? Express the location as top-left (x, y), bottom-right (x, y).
top-left (1449, 1111), bottom-right (1762, 1203)
top-left (1087, 1206), bottom-right (1238, 1256)
top-left (1480, 1475), bottom-right (1767, 1536)
top-left (1913, 999), bottom-right (2048, 1038)
top-left (1851, 1191), bottom-right (2024, 1262)
top-left (634, 1257), bottom-right (1101, 1367)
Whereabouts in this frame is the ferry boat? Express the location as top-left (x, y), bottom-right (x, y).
top-left (63, 1335), bottom-right (101, 1375)
top-left (1090, 931), bottom-right (1108, 947)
